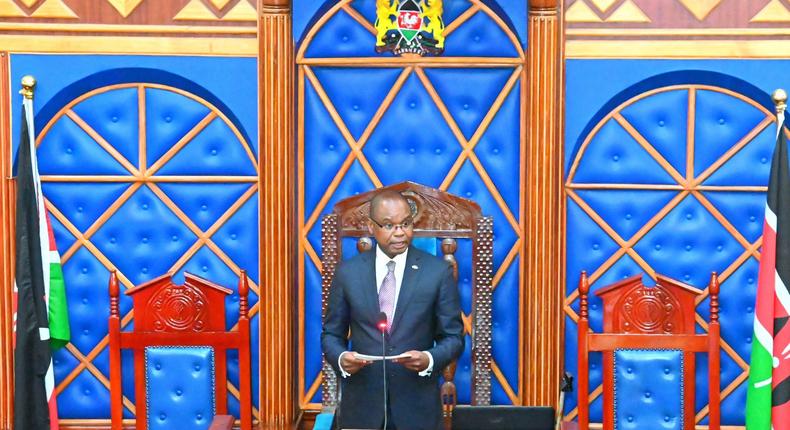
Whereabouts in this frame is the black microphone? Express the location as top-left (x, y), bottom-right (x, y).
top-left (377, 311), bottom-right (388, 430)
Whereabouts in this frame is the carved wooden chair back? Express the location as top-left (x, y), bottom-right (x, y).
top-left (576, 272), bottom-right (721, 430)
top-left (108, 271), bottom-right (252, 430)
top-left (320, 181), bottom-right (494, 419)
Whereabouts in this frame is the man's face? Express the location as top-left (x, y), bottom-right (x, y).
top-left (368, 198), bottom-right (414, 258)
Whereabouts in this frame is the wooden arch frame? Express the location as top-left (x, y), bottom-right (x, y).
top-left (319, 181), bottom-right (494, 412)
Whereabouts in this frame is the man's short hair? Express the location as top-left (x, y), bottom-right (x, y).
top-left (369, 190), bottom-right (409, 219)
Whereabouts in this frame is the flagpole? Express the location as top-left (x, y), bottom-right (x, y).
top-left (773, 88), bottom-right (786, 133)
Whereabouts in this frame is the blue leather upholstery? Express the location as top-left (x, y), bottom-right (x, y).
top-left (145, 346), bottom-right (215, 430)
top-left (614, 350), bottom-right (683, 430)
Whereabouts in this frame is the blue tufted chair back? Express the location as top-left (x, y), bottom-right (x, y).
top-left (576, 272), bottom-right (721, 430)
top-left (108, 270), bottom-right (253, 430)
top-left (319, 181), bottom-right (494, 421)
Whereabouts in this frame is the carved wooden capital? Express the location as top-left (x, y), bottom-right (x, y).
top-left (260, 0), bottom-right (291, 10)
top-left (528, 0), bottom-right (559, 11)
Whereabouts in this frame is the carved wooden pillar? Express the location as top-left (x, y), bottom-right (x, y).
top-left (0, 52), bottom-right (14, 429)
top-left (523, 0), bottom-right (564, 407)
top-left (258, 1), bottom-right (296, 427)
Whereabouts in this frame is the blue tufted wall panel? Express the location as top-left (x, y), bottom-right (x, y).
top-left (563, 60), bottom-right (790, 426)
top-left (10, 54), bottom-right (259, 422)
top-left (298, 0), bottom-right (525, 407)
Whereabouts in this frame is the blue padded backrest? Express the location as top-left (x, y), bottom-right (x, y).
top-left (145, 346), bottom-right (216, 430)
top-left (614, 349), bottom-right (683, 430)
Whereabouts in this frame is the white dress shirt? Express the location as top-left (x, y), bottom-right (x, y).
top-left (339, 245), bottom-right (434, 378)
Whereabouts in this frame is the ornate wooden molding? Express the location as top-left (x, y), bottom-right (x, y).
top-left (0, 0), bottom-right (258, 54)
top-left (523, 1), bottom-right (564, 407)
top-left (0, 51), bottom-right (14, 430)
top-left (258, 0), bottom-right (296, 427)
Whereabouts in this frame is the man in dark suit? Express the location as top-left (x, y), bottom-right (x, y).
top-left (322, 190), bottom-right (465, 430)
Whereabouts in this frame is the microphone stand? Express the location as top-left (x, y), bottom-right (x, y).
top-left (378, 312), bottom-right (389, 430)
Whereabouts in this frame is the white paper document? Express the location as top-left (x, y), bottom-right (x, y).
top-left (354, 352), bottom-right (411, 361)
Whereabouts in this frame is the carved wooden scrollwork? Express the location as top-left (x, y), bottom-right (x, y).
top-left (617, 285), bottom-right (682, 334)
top-left (149, 283), bottom-right (208, 332)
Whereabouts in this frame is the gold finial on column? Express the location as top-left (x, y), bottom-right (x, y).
top-left (772, 88), bottom-right (787, 116)
top-left (19, 75), bottom-right (36, 100)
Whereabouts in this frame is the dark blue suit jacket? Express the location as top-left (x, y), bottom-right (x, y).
top-left (321, 246), bottom-right (464, 430)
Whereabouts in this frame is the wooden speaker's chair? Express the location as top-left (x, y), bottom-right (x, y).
top-left (109, 271), bottom-right (252, 430)
top-left (320, 181), bottom-right (494, 420)
top-left (576, 272), bottom-right (721, 430)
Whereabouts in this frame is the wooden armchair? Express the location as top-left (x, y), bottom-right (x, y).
top-left (108, 271), bottom-right (253, 430)
top-left (576, 271), bottom-right (721, 430)
top-left (320, 181), bottom-right (494, 423)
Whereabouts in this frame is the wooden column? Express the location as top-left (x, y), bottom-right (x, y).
top-left (523, 0), bottom-right (564, 407)
top-left (0, 52), bottom-right (14, 429)
top-left (258, 1), bottom-right (296, 428)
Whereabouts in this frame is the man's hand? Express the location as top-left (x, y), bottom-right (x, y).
top-left (340, 352), bottom-right (371, 375)
top-left (393, 350), bottom-right (429, 373)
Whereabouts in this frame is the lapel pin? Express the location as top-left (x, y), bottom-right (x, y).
top-left (412, 264), bottom-right (419, 270)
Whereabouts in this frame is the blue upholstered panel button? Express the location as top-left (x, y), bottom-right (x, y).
top-left (92, 186), bottom-right (197, 285)
top-left (213, 194), bottom-right (260, 283)
top-left (72, 87), bottom-right (139, 166)
top-left (57, 369), bottom-right (113, 418)
top-left (441, 11), bottom-right (519, 58)
top-left (575, 189), bottom-right (677, 241)
top-left (423, 68), bottom-right (513, 139)
top-left (157, 118), bottom-right (256, 176)
top-left (701, 191), bottom-right (765, 243)
top-left (304, 9), bottom-right (378, 58)
top-left (303, 78), bottom-right (353, 214)
top-left (63, 247), bottom-right (131, 353)
top-left (448, 160), bottom-right (517, 270)
top-left (145, 87), bottom-right (211, 165)
top-left (145, 347), bottom-right (215, 430)
top-left (312, 67), bottom-right (403, 140)
top-left (157, 183), bottom-right (251, 231)
top-left (37, 116), bottom-right (129, 175)
top-left (620, 89), bottom-right (689, 177)
top-left (573, 119), bottom-right (676, 185)
top-left (614, 350), bottom-right (682, 430)
top-left (693, 89), bottom-right (768, 177)
top-left (633, 194), bottom-right (742, 289)
top-left (364, 73), bottom-right (462, 187)
top-left (704, 125), bottom-right (773, 187)
top-left (473, 80), bottom-right (521, 215)
top-left (305, 161), bottom-right (375, 254)
top-left (43, 182), bottom-right (131, 232)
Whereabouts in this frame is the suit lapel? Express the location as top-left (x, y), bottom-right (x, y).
top-left (359, 250), bottom-right (379, 321)
top-left (391, 247), bottom-right (422, 333)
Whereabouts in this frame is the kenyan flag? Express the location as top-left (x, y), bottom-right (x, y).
top-left (13, 90), bottom-right (70, 430)
top-left (746, 115), bottom-right (790, 429)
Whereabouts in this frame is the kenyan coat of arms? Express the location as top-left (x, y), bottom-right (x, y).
top-left (375, 0), bottom-right (444, 56)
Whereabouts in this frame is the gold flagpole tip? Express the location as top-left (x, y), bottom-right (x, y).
top-left (19, 75), bottom-right (36, 100)
top-left (772, 88), bottom-right (787, 114)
